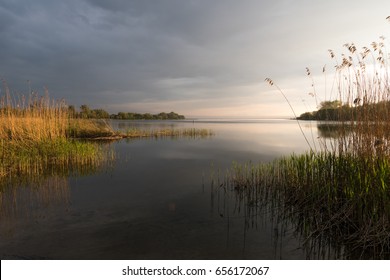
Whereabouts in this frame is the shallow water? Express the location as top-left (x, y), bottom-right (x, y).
top-left (0, 119), bottom-right (319, 259)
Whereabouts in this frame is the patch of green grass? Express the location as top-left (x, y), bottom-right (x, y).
top-left (0, 83), bottom-right (116, 182)
top-left (0, 137), bottom-right (111, 180)
top-left (222, 152), bottom-right (390, 259)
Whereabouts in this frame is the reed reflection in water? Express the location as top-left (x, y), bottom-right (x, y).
top-left (0, 176), bottom-right (70, 221)
top-left (0, 143), bottom-right (114, 242)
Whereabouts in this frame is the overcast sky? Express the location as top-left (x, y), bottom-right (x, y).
top-left (1, 0), bottom-right (390, 117)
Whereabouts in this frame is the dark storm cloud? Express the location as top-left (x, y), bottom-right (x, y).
top-left (1, 0), bottom-right (269, 108)
top-left (5, 3), bottom-right (165, 96)
top-left (1, 0), bottom-right (390, 116)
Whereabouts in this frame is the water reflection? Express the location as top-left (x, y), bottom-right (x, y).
top-left (210, 176), bottom-right (303, 259)
top-left (1, 119), bottom-right (317, 259)
top-left (218, 121), bottom-right (390, 259)
top-left (317, 122), bottom-right (347, 139)
top-left (0, 144), bottom-right (114, 242)
top-left (0, 176), bottom-right (70, 221)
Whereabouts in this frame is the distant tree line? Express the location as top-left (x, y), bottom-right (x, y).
top-left (297, 100), bottom-right (343, 120)
top-left (110, 111), bottom-right (185, 120)
top-left (297, 99), bottom-right (390, 121)
top-left (68, 104), bottom-right (185, 120)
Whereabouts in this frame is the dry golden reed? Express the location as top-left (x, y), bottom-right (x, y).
top-left (0, 80), bottom-right (112, 181)
top-left (0, 81), bottom-right (69, 142)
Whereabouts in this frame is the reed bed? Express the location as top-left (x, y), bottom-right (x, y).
top-left (222, 153), bottom-right (390, 259)
top-left (0, 90), bottom-right (68, 142)
top-left (66, 119), bottom-right (116, 139)
top-left (224, 26), bottom-right (390, 258)
top-left (0, 84), bottom-right (115, 222)
top-left (0, 82), bottom-right (112, 181)
top-left (0, 138), bottom-right (112, 178)
top-left (0, 81), bottom-right (212, 181)
top-left (122, 127), bottom-right (213, 139)
top-left (321, 38), bottom-right (390, 159)
top-left (0, 146), bottom-right (115, 222)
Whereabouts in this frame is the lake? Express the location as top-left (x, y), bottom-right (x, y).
top-left (0, 119), bottom-right (320, 259)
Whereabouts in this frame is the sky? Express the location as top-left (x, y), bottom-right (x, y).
top-left (1, 0), bottom-right (390, 118)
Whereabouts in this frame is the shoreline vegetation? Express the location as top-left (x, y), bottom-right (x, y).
top-left (68, 119), bottom-right (213, 140)
top-left (0, 82), bottom-right (212, 222)
top-left (245, 23), bottom-right (390, 258)
top-left (0, 81), bottom-right (212, 181)
top-left (0, 86), bottom-right (108, 180)
top-left (297, 100), bottom-right (390, 121)
top-left (69, 104), bottom-right (185, 120)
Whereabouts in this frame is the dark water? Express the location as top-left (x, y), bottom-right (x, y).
top-left (0, 119), bottom-right (317, 260)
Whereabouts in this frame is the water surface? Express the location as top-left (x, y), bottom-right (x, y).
top-left (0, 119), bottom-right (318, 259)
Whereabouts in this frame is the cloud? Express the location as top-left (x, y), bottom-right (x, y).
top-left (1, 0), bottom-right (390, 117)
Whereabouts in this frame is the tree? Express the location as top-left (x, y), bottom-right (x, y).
top-left (80, 104), bottom-right (91, 119)
top-left (319, 100), bottom-right (342, 110)
top-left (143, 113), bottom-right (153, 120)
top-left (157, 112), bottom-right (168, 120)
top-left (117, 112), bottom-right (127, 119)
top-left (92, 109), bottom-right (110, 119)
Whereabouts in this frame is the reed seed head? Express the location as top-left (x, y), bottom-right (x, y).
top-left (265, 78), bottom-right (274, 86)
top-left (371, 41), bottom-right (378, 51)
top-left (328, 49), bottom-right (335, 59)
top-left (361, 47), bottom-right (370, 59)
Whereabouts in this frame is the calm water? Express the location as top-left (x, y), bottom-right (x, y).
top-left (0, 119), bottom-right (319, 260)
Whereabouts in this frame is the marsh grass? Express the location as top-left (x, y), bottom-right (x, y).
top-left (122, 127), bottom-right (213, 139)
top-left (327, 40), bottom-right (390, 159)
top-left (0, 145), bottom-right (115, 221)
top-left (0, 88), bottom-right (68, 142)
top-left (0, 81), bottom-right (114, 181)
top-left (66, 119), bottom-right (116, 139)
top-left (226, 25), bottom-right (390, 258)
top-left (0, 81), bottom-right (212, 180)
top-left (221, 154), bottom-right (390, 259)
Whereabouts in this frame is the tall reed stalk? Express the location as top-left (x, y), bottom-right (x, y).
top-left (0, 81), bottom-right (69, 142)
top-left (0, 81), bottom-right (110, 180)
top-left (223, 19), bottom-right (390, 259)
top-left (325, 38), bottom-right (390, 158)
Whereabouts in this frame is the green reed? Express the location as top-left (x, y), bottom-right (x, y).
top-left (222, 153), bottom-right (390, 259)
top-left (0, 81), bottom-right (115, 181)
top-left (227, 20), bottom-right (390, 258)
top-left (0, 143), bottom-right (115, 222)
